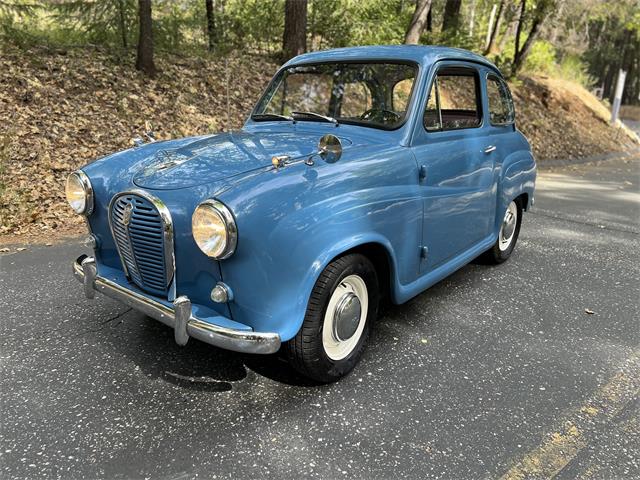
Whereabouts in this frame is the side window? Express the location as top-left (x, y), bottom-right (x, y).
top-left (423, 67), bottom-right (482, 131)
top-left (486, 75), bottom-right (515, 125)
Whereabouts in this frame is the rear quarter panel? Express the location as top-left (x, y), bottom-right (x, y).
top-left (497, 129), bottom-right (536, 231)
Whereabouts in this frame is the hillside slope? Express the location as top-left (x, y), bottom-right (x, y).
top-left (512, 76), bottom-right (637, 160)
top-left (0, 47), bottom-right (637, 243)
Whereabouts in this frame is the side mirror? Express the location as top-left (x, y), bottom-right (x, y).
top-left (318, 134), bottom-right (342, 163)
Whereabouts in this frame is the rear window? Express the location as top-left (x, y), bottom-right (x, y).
top-left (424, 66), bottom-right (482, 131)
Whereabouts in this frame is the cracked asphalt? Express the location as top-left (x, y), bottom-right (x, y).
top-left (1, 155), bottom-right (639, 479)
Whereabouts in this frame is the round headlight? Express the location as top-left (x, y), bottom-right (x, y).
top-left (65, 171), bottom-right (93, 215)
top-left (192, 200), bottom-right (237, 259)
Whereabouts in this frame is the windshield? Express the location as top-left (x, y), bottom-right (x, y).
top-left (253, 62), bottom-right (418, 130)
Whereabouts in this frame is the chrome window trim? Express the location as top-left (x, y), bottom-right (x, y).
top-left (423, 63), bottom-right (485, 133)
top-left (485, 72), bottom-right (516, 126)
top-left (108, 189), bottom-right (176, 300)
top-left (70, 170), bottom-right (94, 216)
top-left (194, 199), bottom-right (238, 260)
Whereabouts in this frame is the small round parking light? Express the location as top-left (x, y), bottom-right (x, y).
top-left (210, 282), bottom-right (232, 303)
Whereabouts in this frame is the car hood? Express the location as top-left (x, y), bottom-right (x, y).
top-left (132, 131), bottom-right (353, 190)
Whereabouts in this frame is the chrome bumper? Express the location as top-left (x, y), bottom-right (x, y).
top-left (73, 255), bottom-right (281, 354)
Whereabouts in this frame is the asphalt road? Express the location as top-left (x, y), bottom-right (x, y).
top-left (1, 156), bottom-right (639, 479)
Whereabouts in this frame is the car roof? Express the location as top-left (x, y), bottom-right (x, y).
top-left (283, 45), bottom-right (500, 75)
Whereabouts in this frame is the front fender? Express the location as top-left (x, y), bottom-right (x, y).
top-left (219, 147), bottom-right (422, 341)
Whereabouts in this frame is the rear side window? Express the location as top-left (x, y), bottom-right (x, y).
top-left (424, 66), bottom-right (481, 131)
top-left (486, 74), bottom-right (515, 125)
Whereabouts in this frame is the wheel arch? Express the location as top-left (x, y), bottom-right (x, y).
top-left (334, 241), bottom-right (394, 303)
top-left (516, 192), bottom-right (529, 211)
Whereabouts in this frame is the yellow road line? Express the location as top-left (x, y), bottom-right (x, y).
top-left (500, 352), bottom-right (640, 480)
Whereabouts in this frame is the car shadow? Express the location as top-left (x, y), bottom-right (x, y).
top-left (93, 261), bottom-right (485, 392)
top-left (100, 311), bottom-right (322, 390)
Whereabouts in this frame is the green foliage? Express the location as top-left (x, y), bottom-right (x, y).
top-left (154, 1), bottom-right (204, 53)
top-left (308, 0), bottom-right (410, 49)
top-left (0, 0), bottom-right (636, 103)
top-left (522, 40), bottom-right (557, 74)
top-left (53, 0), bottom-right (137, 48)
top-left (555, 54), bottom-right (594, 88)
top-left (221, 0), bottom-right (284, 53)
top-left (583, 0), bottom-right (640, 103)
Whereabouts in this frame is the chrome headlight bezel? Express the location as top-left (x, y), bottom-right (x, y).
top-left (65, 170), bottom-right (94, 215)
top-left (191, 199), bottom-right (238, 260)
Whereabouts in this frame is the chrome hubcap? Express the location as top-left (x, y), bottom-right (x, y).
top-left (499, 201), bottom-right (518, 251)
top-left (333, 292), bottom-right (361, 341)
top-left (322, 275), bottom-right (368, 361)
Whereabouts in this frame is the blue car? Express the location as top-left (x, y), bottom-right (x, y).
top-left (67, 46), bottom-right (535, 382)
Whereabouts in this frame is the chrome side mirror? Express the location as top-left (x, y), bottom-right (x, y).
top-left (318, 134), bottom-right (342, 163)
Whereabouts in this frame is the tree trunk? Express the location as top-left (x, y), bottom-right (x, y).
top-left (404, 0), bottom-right (433, 44)
top-left (512, 16), bottom-right (542, 75)
top-left (468, 0), bottom-right (477, 37)
top-left (426, 4), bottom-right (433, 31)
top-left (205, 0), bottom-right (215, 51)
top-left (484, 0), bottom-right (505, 55)
top-left (549, 0), bottom-right (564, 43)
top-left (512, 0), bottom-right (527, 73)
top-left (136, 0), bottom-right (156, 77)
top-left (117, 0), bottom-right (127, 49)
top-left (512, 0), bottom-right (551, 77)
top-left (442, 0), bottom-right (463, 33)
top-left (282, 0), bottom-right (307, 61)
top-left (498, 7), bottom-right (518, 53)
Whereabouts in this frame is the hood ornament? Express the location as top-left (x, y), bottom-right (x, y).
top-left (132, 121), bottom-right (157, 148)
top-left (140, 149), bottom-right (191, 177)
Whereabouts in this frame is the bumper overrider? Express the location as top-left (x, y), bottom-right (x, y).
top-left (73, 255), bottom-right (281, 354)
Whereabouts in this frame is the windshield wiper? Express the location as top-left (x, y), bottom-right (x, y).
top-left (291, 111), bottom-right (339, 124)
top-left (252, 113), bottom-right (293, 121)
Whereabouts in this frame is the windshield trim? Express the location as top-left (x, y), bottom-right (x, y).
top-left (250, 59), bottom-right (421, 132)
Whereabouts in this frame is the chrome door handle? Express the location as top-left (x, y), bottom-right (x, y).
top-left (484, 145), bottom-right (497, 154)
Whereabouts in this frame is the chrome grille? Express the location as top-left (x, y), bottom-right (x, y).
top-left (109, 192), bottom-right (173, 297)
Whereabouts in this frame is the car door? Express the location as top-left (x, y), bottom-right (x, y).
top-left (411, 62), bottom-right (496, 272)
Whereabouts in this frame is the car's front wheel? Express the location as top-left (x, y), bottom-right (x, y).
top-left (285, 253), bottom-right (379, 383)
top-left (482, 198), bottom-right (523, 264)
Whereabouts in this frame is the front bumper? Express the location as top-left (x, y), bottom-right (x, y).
top-left (73, 255), bottom-right (281, 354)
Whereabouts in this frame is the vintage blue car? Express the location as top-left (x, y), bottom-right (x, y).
top-left (67, 46), bottom-right (535, 382)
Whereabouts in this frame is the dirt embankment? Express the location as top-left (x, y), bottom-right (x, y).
top-left (511, 76), bottom-right (637, 161)
top-left (0, 47), bottom-right (276, 244)
top-left (0, 47), bottom-right (637, 245)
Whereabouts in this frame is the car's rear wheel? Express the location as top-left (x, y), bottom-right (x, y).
top-left (481, 198), bottom-right (523, 264)
top-left (285, 253), bottom-right (379, 383)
